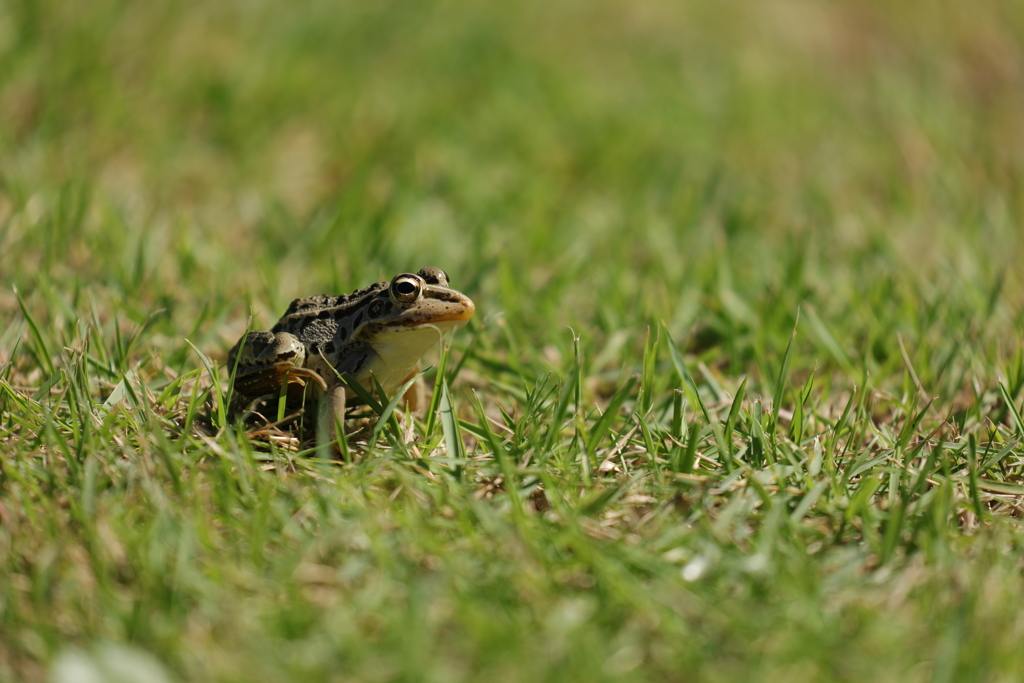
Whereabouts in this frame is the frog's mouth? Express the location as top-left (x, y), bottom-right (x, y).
top-left (392, 298), bottom-right (475, 327)
top-left (432, 305), bottom-right (475, 323)
top-left (394, 310), bottom-right (474, 326)
top-left (388, 318), bottom-right (471, 335)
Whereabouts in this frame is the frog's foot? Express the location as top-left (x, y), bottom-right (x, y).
top-left (233, 363), bottom-right (327, 398)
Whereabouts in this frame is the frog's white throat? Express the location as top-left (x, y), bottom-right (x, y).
top-left (356, 319), bottom-right (467, 396)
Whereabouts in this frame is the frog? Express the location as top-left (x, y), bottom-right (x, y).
top-left (227, 267), bottom-right (474, 431)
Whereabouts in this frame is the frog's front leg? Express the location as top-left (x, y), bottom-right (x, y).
top-left (299, 348), bottom-right (352, 444)
top-left (320, 378), bottom-right (348, 442)
top-left (308, 342), bottom-right (374, 442)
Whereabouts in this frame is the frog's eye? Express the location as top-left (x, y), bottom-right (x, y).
top-left (416, 267), bottom-right (448, 286)
top-left (390, 274), bottom-right (424, 303)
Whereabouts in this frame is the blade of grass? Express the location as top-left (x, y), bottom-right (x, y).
top-left (15, 285), bottom-right (55, 377)
top-left (472, 391), bottom-right (524, 520)
top-left (770, 310), bottom-right (799, 444)
top-left (185, 339), bottom-right (225, 429)
top-left (438, 378), bottom-right (465, 479)
top-left (998, 381), bottom-right (1024, 437)
top-left (586, 375), bottom-right (637, 461)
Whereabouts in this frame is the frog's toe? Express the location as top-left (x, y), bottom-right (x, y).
top-left (233, 362), bottom-right (326, 399)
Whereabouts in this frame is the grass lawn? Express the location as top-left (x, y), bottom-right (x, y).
top-left (3, 0), bottom-right (1024, 680)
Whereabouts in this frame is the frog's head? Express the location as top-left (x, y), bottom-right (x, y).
top-left (346, 268), bottom-right (475, 393)
top-left (357, 267), bottom-right (475, 339)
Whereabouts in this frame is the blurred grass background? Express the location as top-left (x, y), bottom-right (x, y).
top-left (3, 0), bottom-right (1024, 680)
top-left (5, 0), bottom-right (1022, 332)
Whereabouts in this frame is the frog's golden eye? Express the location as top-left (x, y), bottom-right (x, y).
top-left (390, 274), bottom-right (424, 303)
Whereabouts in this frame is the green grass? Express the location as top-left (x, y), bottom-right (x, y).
top-left (3, 0), bottom-right (1024, 680)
